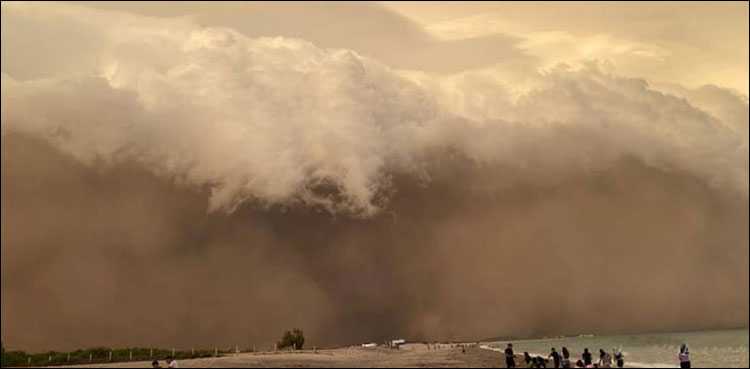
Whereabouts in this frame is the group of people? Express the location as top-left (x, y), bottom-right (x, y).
top-left (504, 342), bottom-right (691, 368)
top-left (151, 356), bottom-right (179, 368)
top-left (505, 344), bottom-right (623, 368)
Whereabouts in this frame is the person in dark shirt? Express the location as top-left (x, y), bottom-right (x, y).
top-left (549, 347), bottom-right (561, 368)
top-left (524, 352), bottom-right (533, 367)
top-left (505, 343), bottom-right (516, 368)
top-left (613, 347), bottom-right (624, 368)
top-left (582, 348), bottom-right (593, 366)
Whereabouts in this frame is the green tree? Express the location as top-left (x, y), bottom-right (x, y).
top-left (277, 328), bottom-right (305, 350)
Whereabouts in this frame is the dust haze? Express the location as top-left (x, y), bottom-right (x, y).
top-left (1, 2), bottom-right (748, 351)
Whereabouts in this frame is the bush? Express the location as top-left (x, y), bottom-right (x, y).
top-left (277, 328), bottom-right (305, 350)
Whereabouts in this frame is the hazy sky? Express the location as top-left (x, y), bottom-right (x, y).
top-left (1, 1), bottom-right (748, 351)
top-left (382, 1), bottom-right (749, 96)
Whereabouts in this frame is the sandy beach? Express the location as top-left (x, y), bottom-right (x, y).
top-left (52, 344), bottom-right (507, 368)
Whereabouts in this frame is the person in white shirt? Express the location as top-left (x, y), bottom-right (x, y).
top-left (678, 344), bottom-right (691, 368)
top-left (165, 355), bottom-right (179, 368)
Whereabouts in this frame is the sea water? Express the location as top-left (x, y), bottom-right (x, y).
top-left (487, 328), bottom-right (748, 368)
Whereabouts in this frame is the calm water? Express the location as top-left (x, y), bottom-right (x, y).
top-left (487, 328), bottom-right (749, 368)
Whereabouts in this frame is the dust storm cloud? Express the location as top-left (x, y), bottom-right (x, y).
top-left (1, 2), bottom-right (748, 351)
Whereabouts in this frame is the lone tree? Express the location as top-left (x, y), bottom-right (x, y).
top-left (277, 328), bottom-right (305, 350)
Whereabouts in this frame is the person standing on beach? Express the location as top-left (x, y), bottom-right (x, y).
top-left (678, 344), bottom-right (691, 368)
top-left (598, 349), bottom-right (612, 368)
top-left (505, 343), bottom-right (516, 368)
top-left (561, 347), bottom-right (571, 368)
top-left (549, 347), bottom-right (561, 368)
top-left (582, 348), bottom-right (592, 366)
top-left (613, 347), bottom-right (624, 368)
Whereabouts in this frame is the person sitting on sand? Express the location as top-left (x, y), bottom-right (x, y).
top-left (582, 348), bottom-right (592, 366)
top-left (598, 349), bottom-right (612, 368)
top-left (678, 344), bottom-right (691, 368)
top-left (561, 347), bottom-right (571, 368)
top-left (165, 355), bottom-right (179, 368)
top-left (574, 360), bottom-right (585, 368)
top-left (505, 343), bottom-right (516, 368)
top-left (549, 347), bottom-right (561, 368)
top-left (152, 360), bottom-right (161, 368)
top-left (613, 347), bottom-right (624, 368)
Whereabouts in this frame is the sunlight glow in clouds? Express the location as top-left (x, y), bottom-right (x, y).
top-left (1, 2), bottom-right (748, 215)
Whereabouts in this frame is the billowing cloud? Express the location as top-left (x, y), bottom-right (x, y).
top-left (2, 2), bottom-right (746, 215)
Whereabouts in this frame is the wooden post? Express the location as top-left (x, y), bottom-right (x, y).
top-left (150, 348), bottom-right (153, 359)
top-left (89, 353), bottom-right (92, 362)
top-left (253, 345), bottom-right (256, 353)
top-left (48, 355), bottom-right (52, 362)
top-left (129, 350), bottom-right (133, 361)
top-left (192, 347), bottom-right (195, 357)
top-left (27, 357), bottom-right (31, 365)
top-left (109, 351), bottom-right (112, 361)
top-left (214, 347), bottom-right (218, 357)
top-left (274, 343), bottom-right (277, 352)
top-left (172, 348), bottom-right (175, 357)
top-left (314, 346), bottom-right (316, 353)
top-left (67, 353), bottom-right (71, 362)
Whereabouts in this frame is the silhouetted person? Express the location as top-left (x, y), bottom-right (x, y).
top-left (582, 348), bottom-right (592, 366)
top-left (613, 347), bottom-right (624, 368)
top-left (678, 344), bottom-right (691, 368)
top-left (524, 352), bottom-right (534, 367)
top-left (549, 347), bottom-right (561, 368)
top-left (505, 343), bottom-right (516, 368)
top-left (575, 360), bottom-right (585, 368)
top-left (152, 361), bottom-right (161, 368)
